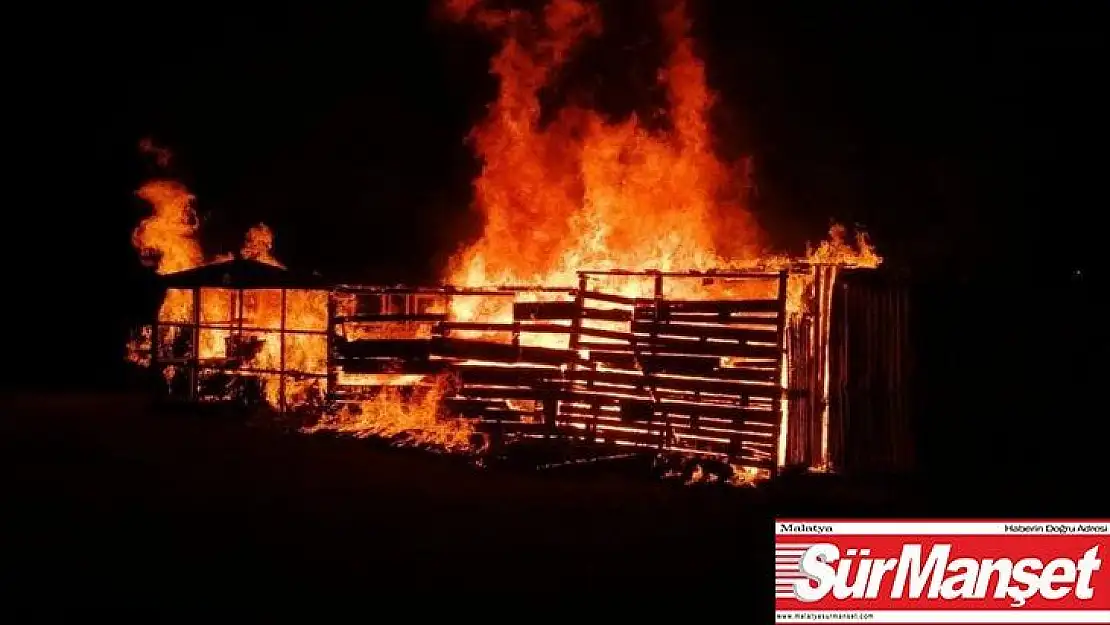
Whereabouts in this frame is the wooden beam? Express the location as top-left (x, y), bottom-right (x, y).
top-left (634, 310), bottom-right (779, 326)
top-left (580, 337), bottom-right (780, 359)
top-left (435, 338), bottom-right (579, 366)
top-left (629, 320), bottom-right (779, 344)
top-left (578, 349), bottom-right (721, 374)
top-left (650, 299), bottom-right (781, 314)
top-left (336, 313), bottom-right (448, 323)
top-left (338, 339), bottom-right (434, 359)
top-left (563, 368), bottom-right (778, 399)
top-left (454, 364), bottom-right (563, 387)
top-left (513, 301), bottom-right (577, 320)
top-left (337, 359), bottom-right (448, 374)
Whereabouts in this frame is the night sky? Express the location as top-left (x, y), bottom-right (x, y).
top-left (10, 0), bottom-right (1105, 384)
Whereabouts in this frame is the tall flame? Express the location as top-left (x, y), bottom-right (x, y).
top-left (240, 223), bottom-right (285, 267)
top-left (444, 0), bottom-right (764, 293)
top-left (132, 180), bottom-right (203, 275)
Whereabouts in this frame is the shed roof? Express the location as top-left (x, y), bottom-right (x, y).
top-left (158, 258), bottom-right (330, 289)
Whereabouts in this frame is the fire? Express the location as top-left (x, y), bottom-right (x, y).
top-left (439, 0), bottom-right (877, 361)
top-left (304, 379), bottom-right (475, 452)
top-left (127, 142), bottom-right (472, 448)
top-left (439, 0), bottom-right (878, 351)
top-left (127, 1), bottom-right (883, 467)
top-left (444, 0), bottom-right (763, 300)
top-left (132, 180), bottom-right (203, 275)
top-left (240, 223), bottom-right (284, 267)
top-left (808, 224), bottom-right (880, 269)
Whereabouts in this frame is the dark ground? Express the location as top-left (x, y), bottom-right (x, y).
top-left (0, 386), bottom-right (1097, 608)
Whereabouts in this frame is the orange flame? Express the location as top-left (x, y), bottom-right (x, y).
top-left (444, 0), bottom-right (764, 296)
top-left (127, 148), bottom-right (472, 448)
top-left (240, 223), bottom-right (285, 267)
top-left (303, 379), bottom-right (474, 452)
top-left (807, 224), bottom-right (881, 268)
top-left (132, 180), bottom-right (203, 275)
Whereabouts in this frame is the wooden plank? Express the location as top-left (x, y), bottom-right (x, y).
top-left (634, 310), bottom-right (779, 325)
top-left (508, 300), bottom-right (632, 323)
top-left (557, 400), bottom-right (781, 429)
top-left (337, 359), bottom-right (448, 375)
top-left (454, 365), bottom-right (563, 387)
top-left (473, 421), bottom-right (561, 436)
top-left (568, 425), bottom-right (773, 466)
top-left (439, 322), bottom-right (629, 343)
top-left (336, 313), bottom-right (447, 323)
top-left (584, 426), bottom-right (664, 447)
top-left (557, 411), bottom-right (776, 439)
top-left (442, 397), bottom-right (509, 411)
top-left (630, 320), bottom-right (779, 343)
top-left (434, 338), bottom-right (578, 366)
top-left (580, 307), bottom-right (633, 323)
top-left (440, 322), bottom-right (559, 334)
top-left (579, 290), bottom-right (639, 306)
top-left (584, 335), bottom-right (780, 359)
top-left (579, 349), bottom-right (722, 374)
top-left (645, 337), bottom-right (780, 359)
top-left (650, 299), bottom-right (781, 314)
top-left (645, 388), bottom-right (775, 408)
top-left (583, 354), bottom-right (779, 383)
top-left (561, 390), bottom-right (779, 421)
top-left (513, 301), bottom-right (577, 320)
top-left (564, 368), bottom-right (779, 399)
top-left (337, 339), bottom-right (434, 359)
top-left (454, 385), bottom-right (567, 400)
top-left (442, 399), bottom-right (533, 420)
top-left (715, 366), bottom-right (779, 383)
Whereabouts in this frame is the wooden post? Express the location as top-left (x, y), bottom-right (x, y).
top-left (772, 270), bottom-right (789, 473)
top-left (150, 304), bottom-right (160, 394)
top-left (651, 272), bottom-right (663, 360)
top-left (280, 287), bottom-right (287, 415)
top-left (326, 290), bottom-right (337, 404)
top-left (651, 271), bottom-right (664, 451)
top-left (818, 266), bottom-right (838, 470)
top-left (559, 273), bottom-right (588, 433)
top-left (569, 274), bottom-right (587, 353)
top-left (190, 288), bottom-right (201, 401)
top-left (809, 267), bottom-right (823, 467)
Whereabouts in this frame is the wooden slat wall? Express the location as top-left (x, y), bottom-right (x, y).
top-left (827, 270), bottom-right (914, 475)
top-left (328, 276), bottom-right (790, 471)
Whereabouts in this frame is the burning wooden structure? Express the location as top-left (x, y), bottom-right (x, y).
top-left (134, 259), bottom-right (904, 476)
top-left (126, 0), bottom-right (912, 478)
top-left (142, 257), bottom-right (331, 412)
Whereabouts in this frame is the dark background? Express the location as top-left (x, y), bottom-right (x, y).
top-left (7, 0), bottom-right (1105, 416)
